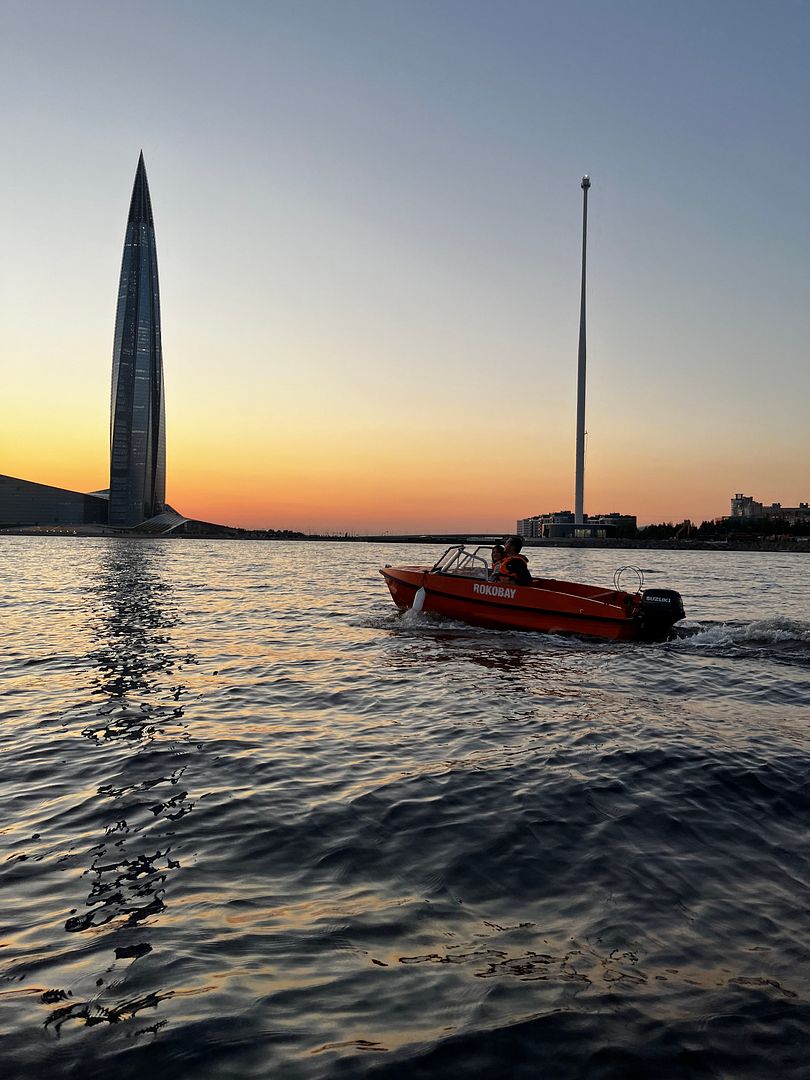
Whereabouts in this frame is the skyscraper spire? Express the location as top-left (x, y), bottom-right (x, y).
top-left (127, 150), bottom-right (154, 226)
top-left (109, 153), bottom-right (166, 525)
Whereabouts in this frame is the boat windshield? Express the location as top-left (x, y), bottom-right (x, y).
top-left (430, 545), bottom-right (491, 579)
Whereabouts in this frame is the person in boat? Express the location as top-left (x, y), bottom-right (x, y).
top-left (496, 535), bottom-right (533, 586)
top-left (490, 543), bottom-right (505, 579)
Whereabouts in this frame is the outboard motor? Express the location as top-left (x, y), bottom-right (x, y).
top-left (637, 589), bottom-right (686, 640)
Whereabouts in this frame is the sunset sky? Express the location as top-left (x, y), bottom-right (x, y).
top-left (3, 1), bottom-right (809, 531)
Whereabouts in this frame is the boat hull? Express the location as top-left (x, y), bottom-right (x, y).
top-left (380, 566), bottom-right (669, 641)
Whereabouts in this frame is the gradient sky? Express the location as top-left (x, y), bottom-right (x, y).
top-left (3, 0), bottom-right (809, 531)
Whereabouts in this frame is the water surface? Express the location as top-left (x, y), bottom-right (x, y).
top-left (1, 538), bottom-right (808, 1078)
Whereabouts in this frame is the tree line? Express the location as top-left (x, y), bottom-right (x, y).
top-left (637, 516), bottom-right (810, 540)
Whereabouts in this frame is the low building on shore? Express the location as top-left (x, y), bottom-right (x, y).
top-left (0, 474), bottom-right (110, 529)
top-left (517, 510), bottom-right (637, 540)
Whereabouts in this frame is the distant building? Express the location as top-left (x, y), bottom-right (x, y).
top-left (592, 512), bottom-right (638, 536)
top-left (730, 494), bottom-right (763, 519)
top-left (517, 510), bottom-right (637, 540)
top-left (518, 511), bottom-right (573, 538)
top-left (0, 475), bottom-right (109, 529)
top-left (730, 494), bottom-right (810, 523)
top-left (1, 154), bottom-right (183, 533)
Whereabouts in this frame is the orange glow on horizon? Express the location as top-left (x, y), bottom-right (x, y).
top-left (5, 343), bottom-right (808, 532)
top-left (5, 412), bottom-right (808, 533)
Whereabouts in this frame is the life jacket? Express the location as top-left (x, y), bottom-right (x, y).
top-left (498, 552), bottom-right (531, 585)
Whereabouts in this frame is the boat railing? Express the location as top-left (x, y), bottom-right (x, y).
top-left (430, 544), bottom-right (490, 579)
top-left (613, 566), bottom-right (644, 593)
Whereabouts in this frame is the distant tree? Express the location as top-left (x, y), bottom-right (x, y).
top-left (637, 522), bottom-right (678, 540)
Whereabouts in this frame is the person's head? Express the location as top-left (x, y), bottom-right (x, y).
top-left (503, 535), bottom-right (524, 554)
top-left (491, 543), bottom-right (505, 560)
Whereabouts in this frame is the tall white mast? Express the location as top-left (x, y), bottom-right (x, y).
top-left (574, 175), bottom-right (590, 526)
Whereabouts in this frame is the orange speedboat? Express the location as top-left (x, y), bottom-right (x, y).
top-left (381, 545), bottom-right (685, 641)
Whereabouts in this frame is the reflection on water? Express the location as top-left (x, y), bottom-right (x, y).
top-left (41, 542), bottom-right (197, 1035)
top-left (82, 543), bottom-right (190, 743)
top-left (44, 986), bottom-right (173, 1035)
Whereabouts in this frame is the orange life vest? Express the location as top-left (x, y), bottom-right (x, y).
top-left (498, 552), bottom-right (531, 585)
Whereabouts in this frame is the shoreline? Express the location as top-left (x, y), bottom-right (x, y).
top-left (2, 528), bottom-right (808, 553)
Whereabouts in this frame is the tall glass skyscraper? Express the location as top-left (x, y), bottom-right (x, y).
top-left (109, 152), bottom-right (166, 526)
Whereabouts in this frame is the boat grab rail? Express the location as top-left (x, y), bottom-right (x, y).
top-left (430, 544), bottom-right (490, 579)
top-left (583, 589), bottom-right (638, 609)
top-left (580, 589), bottom-right (623, 602)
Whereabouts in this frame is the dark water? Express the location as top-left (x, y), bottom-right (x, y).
top-left (1, 537), bottom-right (809, 1079)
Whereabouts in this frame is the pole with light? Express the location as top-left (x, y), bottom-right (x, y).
top-left (574, 174), bottom-right (590, 526)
